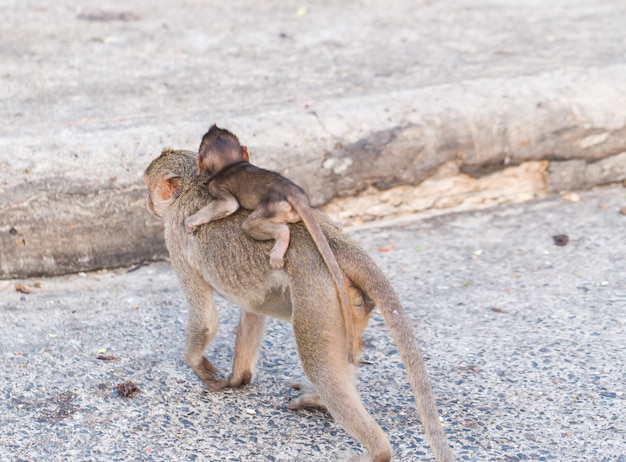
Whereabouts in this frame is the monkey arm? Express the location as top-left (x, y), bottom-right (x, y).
top-left (184, 194), bottom-right (240, 233)
top-left (171, 257), bottom-right (229, 390)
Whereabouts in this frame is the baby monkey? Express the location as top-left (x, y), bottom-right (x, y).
top-left (184, 125), bottom-right (357, 364)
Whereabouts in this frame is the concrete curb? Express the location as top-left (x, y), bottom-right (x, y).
top-left (2, 66), bottom-right (626, 278)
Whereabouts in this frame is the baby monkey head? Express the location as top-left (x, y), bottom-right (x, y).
top-left (197, 124), bottom-right (250, 175)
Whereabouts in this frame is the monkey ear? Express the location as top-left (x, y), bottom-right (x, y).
top-left (160, 173), bottom-right (183, 201)
top-left (241, 146), bottom-right (250, 162)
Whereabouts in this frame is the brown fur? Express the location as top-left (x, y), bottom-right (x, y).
top-left (185, 125), bottom-right (357, 364)
top-left (144, 148), bottom-right (455, 462)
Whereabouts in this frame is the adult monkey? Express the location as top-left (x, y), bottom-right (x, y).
top-left (144, 148), bottom-right (455, 462)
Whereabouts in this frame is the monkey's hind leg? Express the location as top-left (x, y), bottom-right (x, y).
top-left (229, 311), bottom-right (266, 387)
top-left (267, 226), bottom-right (290, 269)
top-left (242, 206), bottom-right (294, 269)
top-left (291, 292), bottom-right (392, 462)
top-left (289, 282), bottom-right (373, 411)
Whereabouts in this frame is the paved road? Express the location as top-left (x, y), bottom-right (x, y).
top-left (2, 187), bottom-right (624, 461)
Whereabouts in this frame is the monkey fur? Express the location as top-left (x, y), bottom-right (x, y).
top-left (144, 148), bottom-right (455, 462)
top-left (185, 125), bottom-right (357, 364)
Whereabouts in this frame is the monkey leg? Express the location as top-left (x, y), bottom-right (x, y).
top-left (229, 311), bottom-right (266, 387)
top-left (184, 212), bottom-right (206, 234)
top-left (289, 282), bottom-right (374, 411)
top-left (267, 226), bottom-right (290, 269)
top-left (178, 266), bottom-right (229, 391)
top-left (291, 291), bottom-right (392, 462)
top-left (241, 209), bottom-right (292, 269)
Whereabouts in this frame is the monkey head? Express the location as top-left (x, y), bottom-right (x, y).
top-left (197, 124), bottom-right (250, 175)
top-left (144, 149), bottom-right (195, 218)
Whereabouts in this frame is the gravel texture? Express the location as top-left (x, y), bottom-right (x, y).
top-left (2, 187), bottom-right (625, 461)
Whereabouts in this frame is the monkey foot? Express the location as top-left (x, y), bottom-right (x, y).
top-left (269, 256), bottom-right (285, 269)
top-left (288, 379), bottom-right (327, 410)
top-left (228, 370), bottom-right (253, 388)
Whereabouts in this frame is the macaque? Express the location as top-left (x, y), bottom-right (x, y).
top-left (184, 125), bottom-right (357, 364)
top-left (144, 148), bottom-right (455, 462)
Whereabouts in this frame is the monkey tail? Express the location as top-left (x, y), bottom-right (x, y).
top-left (339, 251), bottom-right (455, 462)
top-left (290, 194), bottom-right (358, 365)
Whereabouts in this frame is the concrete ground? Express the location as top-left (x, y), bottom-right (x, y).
top-left (1, 1), bottom-right (625, 460)
top-left (2, 187), bottom-right (625, 461)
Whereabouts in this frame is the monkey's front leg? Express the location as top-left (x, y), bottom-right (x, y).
top-left (178, 265), bottom-right (229, 390)
top-left (184, 196), bottom-right (240, 233)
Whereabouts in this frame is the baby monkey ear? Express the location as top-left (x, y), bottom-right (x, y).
top-left (241, 146), bottom-right (250, 162)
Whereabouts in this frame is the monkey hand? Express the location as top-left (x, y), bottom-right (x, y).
top-left (184, 216), bottom-right (200, 233)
